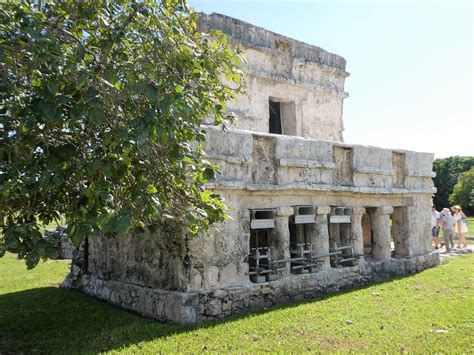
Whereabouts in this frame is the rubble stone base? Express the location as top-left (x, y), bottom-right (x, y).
top-left (64, 253), bottom-right (439, 324)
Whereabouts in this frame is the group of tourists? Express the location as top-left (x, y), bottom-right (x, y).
top-left (431, 205), bottom-right (468, 251)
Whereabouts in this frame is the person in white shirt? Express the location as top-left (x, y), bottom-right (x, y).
top-left (441, 208), bottom-right (455, 252)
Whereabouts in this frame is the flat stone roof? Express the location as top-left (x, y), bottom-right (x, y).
top-left (198, 12), bottom-right (347, 71)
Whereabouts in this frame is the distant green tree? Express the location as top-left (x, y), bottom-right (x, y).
top-left (0, 0), bottom-right (242, 268)
top-left (432, 156), bottom-right (474, 211)
top-left (449, 167), bottom-right (474, 214)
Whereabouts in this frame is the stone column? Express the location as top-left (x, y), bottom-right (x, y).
top-left (351, 207), bottom-right (366, 261)
top-left (314, 206), bottom-right (331, 268)
top-left (239, 209), bottom-right (251, 281)
top-left (275, 206), bottom-right (293, 274)
top-left (369, 206), bottom-right (394, 261)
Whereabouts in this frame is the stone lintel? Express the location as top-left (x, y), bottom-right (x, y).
top-left (316, 206), bottom-right (331, 215)
top-left (374, 206), bottom-right (394, 215)
top-left (351, 207), bottom-right (366, 216)
top-left (276, 206), bottom-right (294, 217)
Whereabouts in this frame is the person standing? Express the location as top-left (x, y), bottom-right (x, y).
top-left (431, 206), bottom-right (442, 249)
top-left (441, 208), bottom-right (455, 252)
top-left (452, 205), bottom-right (468, 248)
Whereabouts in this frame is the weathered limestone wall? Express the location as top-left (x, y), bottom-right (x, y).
top-left (65, 127), bottom-right (437, 323)
top-left (227, 75), bottom-right (346, 141)
top-left (179, 127), bottom-right (435, 290)
top-left (204, 127), bottom-right (434, 192)
top-left (187, 206), bottom-right (249, 290)
top-left (186, 191), bottom-right (433, 290)
top-left (198, 13), bottom-right (346, 71)
top-left (199, 13), bottom-right (348, 141)
top-left (85, 228), bottom-right (190, 291)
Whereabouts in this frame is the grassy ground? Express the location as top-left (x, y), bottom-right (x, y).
top-left (0, 253), bottom-right (473, 353)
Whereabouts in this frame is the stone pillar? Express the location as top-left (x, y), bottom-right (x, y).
top-left (392, 206), bottom-right (411, 257)
top-left (239, 209), bottom-right (251, 280)
top-left (275, 206), bottom-right (293, 274)
top-left (351, 207), bottom-right (366, 261)
top-left (369, 206), bottom-right (394, 261)
top-left (315, 206), bottom-right (331, 268)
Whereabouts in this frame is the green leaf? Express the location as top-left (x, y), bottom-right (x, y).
top-left (147, 184), bottom-right (158, 193)
top-left (19, 123), bottom-right (28, 133)
top-left (103, 213), bottom-right (133, 234)
top-left (175, 85), bottom-right (184, 93)
top-left (122, 155), bottom-right (131, 168)
top-left (137, 133), bottom-right (150, 155)
top-left (40, 102), bottom-right (58, 120)
top-left (89, 107), bottom-right (106, 125)
top-left (116, 215), bottom-right (133, 234)
top-left (144, 83), bottom-right (157, 102)
top-left (203, 167), bottom-right (215, 181)
top-left (5, 234), bottom-right (19, 250)
top-left (103, 162), bottom-right (113, 177)
top-left (76, 72), bottom-right (88, 88)
top-left (47, 82), bottom-right (58, 95)
top-left (68, 224), bottom-right (91, 247)
top-left (104, 67), bottom-right (119, 84)
top-left (46, 245), bottom-right (59, 259)
top-left (25, 251), bottom-right (40, 270)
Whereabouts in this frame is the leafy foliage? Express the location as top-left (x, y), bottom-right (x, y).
top-left (449, 167), bottom-right (474, 214)
top-left (0, 0), bottom-right (242, 268)
top-left (432, 156), bottom-right (474, 212)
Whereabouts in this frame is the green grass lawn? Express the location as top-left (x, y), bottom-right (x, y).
top-left (0, 253), bottom-right (473, 353)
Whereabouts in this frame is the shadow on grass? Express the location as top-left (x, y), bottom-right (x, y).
top-left (0, 269), bottom-right (434, 353)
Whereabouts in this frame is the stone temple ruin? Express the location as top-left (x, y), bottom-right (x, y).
top-left (64, 13), bottom-right (438, 323)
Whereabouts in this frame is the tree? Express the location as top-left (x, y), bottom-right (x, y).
top-left (0, 0), bottom-right (242, 268)
top-left (432, 156), bottom-right (474, 210)
top-left (449, 167), bottom-right (474, 215)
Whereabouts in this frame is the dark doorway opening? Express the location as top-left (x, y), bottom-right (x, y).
top-left (362, 212), bottom-right (372, 257)
top-left (269, 100), bottom-right (282, 134)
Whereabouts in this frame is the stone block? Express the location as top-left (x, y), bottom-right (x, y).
top-left (189, 267), bottom-right (203, 290)
top-left (222, 300), bottom-right (232, 312)
top-left (205, 266), bottom-right (219, 288)
top-left (219, 263), bottom-right (240, 285)
top-left (205, 299), bottom-right (223, 316)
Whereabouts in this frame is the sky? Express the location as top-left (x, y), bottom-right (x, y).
top-left (188, 0), bottom-right (473, 158)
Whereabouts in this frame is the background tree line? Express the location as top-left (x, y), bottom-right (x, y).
top-left (433, 156), bottom-right (474, 215)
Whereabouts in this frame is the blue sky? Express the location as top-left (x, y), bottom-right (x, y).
top-left (188, 0), bottom-right (473, 158)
